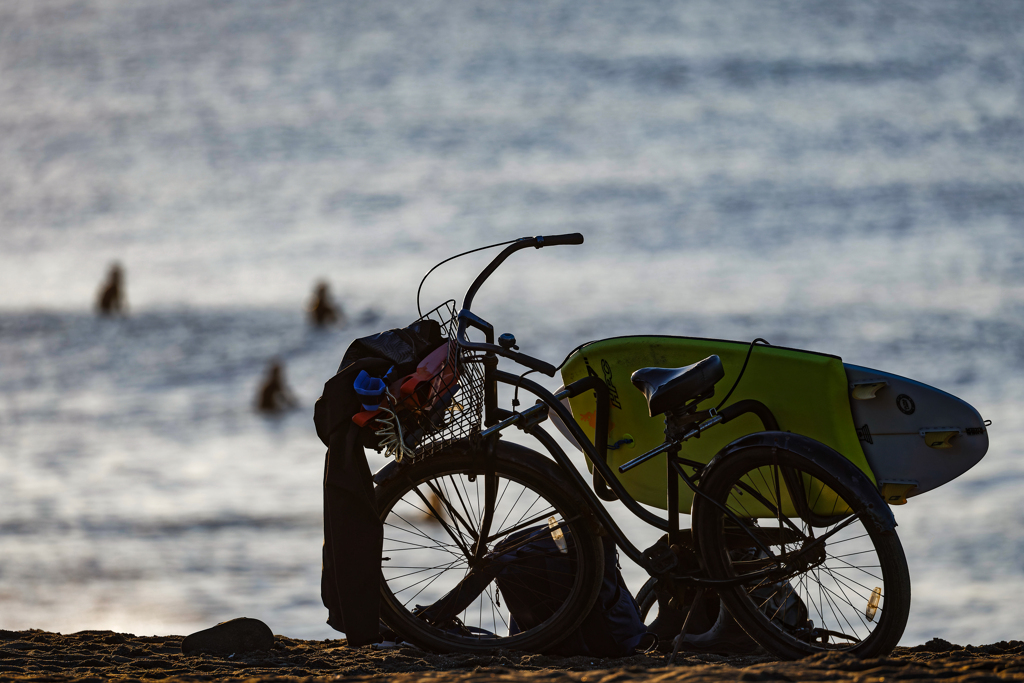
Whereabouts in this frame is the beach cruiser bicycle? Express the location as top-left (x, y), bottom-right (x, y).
top-left (367, 234), bottom-right (990, 659)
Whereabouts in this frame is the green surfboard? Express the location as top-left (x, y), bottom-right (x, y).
top-left (559, 336), bottom-right (874, 515)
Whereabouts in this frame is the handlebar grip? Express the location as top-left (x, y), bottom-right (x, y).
top-left (535, 233), bottom-right (584, 247)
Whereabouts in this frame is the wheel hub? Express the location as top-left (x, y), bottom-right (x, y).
top-left (789, 538), bottom-right (827, 572)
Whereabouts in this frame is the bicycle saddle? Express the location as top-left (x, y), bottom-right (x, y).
top-left (630, 355), bottom-right (724, 417)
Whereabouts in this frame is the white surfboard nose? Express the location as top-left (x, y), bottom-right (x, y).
top-left (549, 385), bottom-right (584, 452)
top-left (845, 364), bottom-right (989, 499)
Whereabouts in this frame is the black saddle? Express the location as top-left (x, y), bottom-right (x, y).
top-left (630, 356), bottom-right (725, 417)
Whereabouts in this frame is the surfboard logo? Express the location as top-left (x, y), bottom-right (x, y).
top-left (896, 394), bottom-right (916, 415)
top-left (583, 357), bottom-right (623, 409)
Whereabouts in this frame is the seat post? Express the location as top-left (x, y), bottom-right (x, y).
top-left (666, 441), bottom-right (681, 542)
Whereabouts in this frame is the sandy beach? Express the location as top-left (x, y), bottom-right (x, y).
top-left (0, 628), bottom-right (1020, 682)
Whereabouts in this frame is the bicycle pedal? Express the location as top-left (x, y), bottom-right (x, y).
top-left (643, 543), bottom-right (679, 574)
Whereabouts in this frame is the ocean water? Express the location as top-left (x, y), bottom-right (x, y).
top-left (1, 0), bottom-right (1023, 645)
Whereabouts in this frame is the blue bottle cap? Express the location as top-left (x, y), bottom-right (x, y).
top-left (353, 370), bottom-right (387, 411)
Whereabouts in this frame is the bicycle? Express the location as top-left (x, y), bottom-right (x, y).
top-left (368, 234), bottom-right (989, 659)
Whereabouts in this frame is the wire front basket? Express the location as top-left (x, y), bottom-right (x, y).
top-left (383, 300), bottom-right (485, 461)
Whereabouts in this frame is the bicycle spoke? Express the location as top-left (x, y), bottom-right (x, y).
top-left (388, 513), bottom-right (468, 560)
top-left (383, 535), bottom-right (462, 557)
top-left (816, 565), bottom-right (858, 642)
top-left (443, 475), bottom-right (479, 533)
top-left (485, 584), bottom-right (510, 636)
top-left (386, 560), bottom-right (468, 583)
top-left (486, 508), bottom-right (561, 543)
top-left (426, 479), bottom-right (477, 542)
top-left (393, 557), bottom-right (466, 602)
top-left (822, 558), bottom-right (885, 594)
top-left (494, 483), bottom-right (531, 536)
top-left (817, 572), bottom-right (870, 637)
top-left (386, 513), bottom-right (464, 554)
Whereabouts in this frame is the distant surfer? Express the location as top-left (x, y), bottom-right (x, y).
top-left (421, 492), bottom-right (447, 524)
top-left (307, 281), bottom-right (343, 328)
top-left (256, 360), bottom-right (298, 413)
top-left (96, 263), bottom-right (126, 316)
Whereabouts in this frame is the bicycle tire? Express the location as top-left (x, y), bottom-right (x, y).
top-left (375, 440), bottom-right (605, 653)
top-left (691, 441), bottom-right (911, 659)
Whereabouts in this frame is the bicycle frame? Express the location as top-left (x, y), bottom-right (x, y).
top-left (469, 367), bottom-right (854, 590)
top-left (437, 234), bottom-right (878, 589)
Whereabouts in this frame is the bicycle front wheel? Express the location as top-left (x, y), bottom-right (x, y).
top-left (691, 441), bottom-right (911, 659)
top-left (375, 440), bottom-right (605, 653)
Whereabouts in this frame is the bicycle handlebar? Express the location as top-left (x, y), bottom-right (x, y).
top-left (456, 233), bottom-right (583, 376)
top-left (535, 233), bottom-right (584, 247)
top-left (462, 234), bottom-right (583, 311)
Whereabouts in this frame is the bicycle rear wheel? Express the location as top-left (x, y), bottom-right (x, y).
top-left (691, 440), bottom-right (911, 659)
top-left (375, 440), bottom-right (605, 653)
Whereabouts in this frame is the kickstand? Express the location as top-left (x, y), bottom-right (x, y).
top-left (667, 588), bottom-right (706, 665)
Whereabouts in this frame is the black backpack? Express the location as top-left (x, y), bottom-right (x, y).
top-left (494, 526), bottom-right (647, 658)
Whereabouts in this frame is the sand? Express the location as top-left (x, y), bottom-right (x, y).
top-left (1, 629), bottom-right (1022, 682)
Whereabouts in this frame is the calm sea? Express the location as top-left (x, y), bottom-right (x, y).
top-left (1, 0), bottom-right (1023, 644)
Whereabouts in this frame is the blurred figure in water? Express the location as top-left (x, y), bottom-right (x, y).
top-left (421, 492), bottom-right (447, 524)
top-left (307, 280), bottom-right (344, 328)
top-left (256, 360), bottom-right (298, 413)
top-left (96, 263), bottom-right (126, 316)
